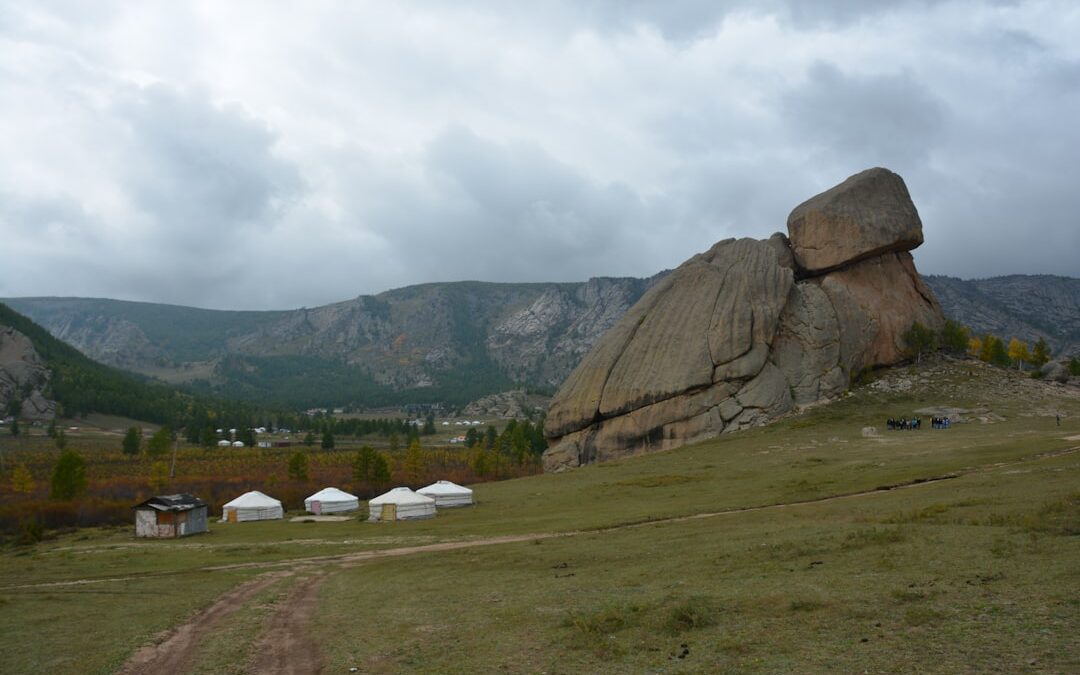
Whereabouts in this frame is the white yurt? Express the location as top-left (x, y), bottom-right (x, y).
top-left (304, 487), bottom-right (360, 514)
top-left (417, 480), bottom-right (474, 508)
top-left (367, 487), bottom-right (436, 522)
top-left (221, 490), bottom-right (284, 522)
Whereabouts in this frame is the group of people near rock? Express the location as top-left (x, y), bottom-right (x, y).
top-left (886, 417), bottom-right (920, 430)
top-left (886, 416), bottom-right (951, 430)
top-left (930, 416), bottom-right (951, 429)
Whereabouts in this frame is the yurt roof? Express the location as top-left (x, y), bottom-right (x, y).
top-left (223, 490), bottom-right (282, 508)
top-left (368, 487), bottom-right (435, 506)
top-left (306, 487), bottom-right (358, 502)
top-left (418, 480), bottom-right (473, 496)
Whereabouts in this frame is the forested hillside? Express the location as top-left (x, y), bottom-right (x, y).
top-left (0, 303), bottom-right (254, 428)
top-left (923, 275), bottom-right (1080, 359)
top-left (6, 276), bottom-right (659, 409)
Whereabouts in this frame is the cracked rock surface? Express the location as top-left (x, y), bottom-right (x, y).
top-left (543, 167), bottom-right (944, 471)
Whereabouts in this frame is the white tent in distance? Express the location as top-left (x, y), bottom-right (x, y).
top-left (367, 487), bottom-right (436, 522)
top-left (221, 491), bottom-right (284, 522)
top-left (304, 487), bottom-right (360, 514)
top-left (418, 480), bottom-right (474, 508)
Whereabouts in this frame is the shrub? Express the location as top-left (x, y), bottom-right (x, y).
top-left (664, 596), bottom-right (719, 634)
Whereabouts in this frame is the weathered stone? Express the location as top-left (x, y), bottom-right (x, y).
top-left (818, 251), bottom-right (944, 374)
top-left (1041, 361), bottom-right (1069, 383)
top-left (543, 167), bottom-right (945, 471)
top-left (769, 282), bottom-right (846, 405)
top-left (0, 326), bottom-right (55, 421)
top-left (788, 167), bottom-right (923, 274)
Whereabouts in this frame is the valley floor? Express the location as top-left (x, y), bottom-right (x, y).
top-left (1, 359), bottom-right (1078, 673)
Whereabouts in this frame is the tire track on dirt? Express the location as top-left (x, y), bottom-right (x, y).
top-left (250, 572), bottom-right (327, 675)
top-left (115, 570), bottom-right (292, 675)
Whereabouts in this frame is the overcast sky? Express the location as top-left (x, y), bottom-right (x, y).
top-left (1, 1), bottom-right (1077, 310)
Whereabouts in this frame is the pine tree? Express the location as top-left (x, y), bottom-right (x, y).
top-left (940, 320), bottom-right (970, 355)
top-left (1031, 338), bottom-right (1051, 368)
top-left (122, 426), bottom-right (142, 455)
top-left (321, 430), bottom-right (335, 450)
top-left (287, 451), bottom-right (309, 481)
top-left (988, 336), bottom-right (1010, 368)
top-left (371, 452), bottom-right (392, 484)
top-left (147, 426), bottom-right (173, 457)
top-left (902, 321), bottom-right (937, 364)
top-left (353, 445), bottom-right (377, 482)
top-left (50, 449), bottom-right (87, 500)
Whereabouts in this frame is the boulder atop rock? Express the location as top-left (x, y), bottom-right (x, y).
top-left (787, 167), bottom-right (923, 275)
top-left (543, 167), bottom-right (944, 471)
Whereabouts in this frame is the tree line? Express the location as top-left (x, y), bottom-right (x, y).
top-left (902, 318), bottom-right (1072, 373)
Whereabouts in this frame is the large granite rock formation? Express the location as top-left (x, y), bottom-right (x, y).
top-left (543, 167), bottom-right (944, 471)
top-left (0, 326), bottom-right (56, 421)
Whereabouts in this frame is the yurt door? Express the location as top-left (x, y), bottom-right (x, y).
top-left (382, 503), bottom-right (397, 521)
top-left (227, 509), bottom-right (238, 523)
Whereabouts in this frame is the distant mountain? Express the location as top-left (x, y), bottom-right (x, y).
top-left (0, 303), bottom-right (250, 426)
top-left (5, 276), bottom-right (662, 409)
top-left (7, 273), bottom-right (1075, 411)
top-left (923, 275), bottom-right (1080, 359)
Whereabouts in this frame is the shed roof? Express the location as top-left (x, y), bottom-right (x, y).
top-left (133, 493), bottom-right (207, 512)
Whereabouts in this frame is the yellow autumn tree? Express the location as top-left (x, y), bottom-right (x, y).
top-left (1007, 338), bottom-right (1030, 370)
top-left (968, 336), bottom-right (983, 359)
top-left (403, 438), bottom-right (426, 484)
top-left (149, 461), bottom-right (171, 493)
top-left (12, 463), bottom-right (35, 495)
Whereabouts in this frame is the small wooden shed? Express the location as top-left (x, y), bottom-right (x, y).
top-left (133, 494), bottom-right (209, 538)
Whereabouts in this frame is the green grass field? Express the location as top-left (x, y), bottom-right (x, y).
top-left (0, 359), bottom-right (1077, 673)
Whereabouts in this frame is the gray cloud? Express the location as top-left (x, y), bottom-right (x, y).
top-left (0, 1), bottom-right (1077, 309)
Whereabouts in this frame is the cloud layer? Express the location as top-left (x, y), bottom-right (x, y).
top-left (1, 1), bottom-right (1077, 309)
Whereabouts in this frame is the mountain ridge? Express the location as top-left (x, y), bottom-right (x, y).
top-left (5, 271), bottom-right (1075, 410)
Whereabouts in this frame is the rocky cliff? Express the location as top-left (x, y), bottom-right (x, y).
top-left (543, 168), bottom-right (945, 471)
top-left (924, 274), bottom-right (1080, 359)
top-left (0, 326), bottom-right (55, 421)
top-left (6, 277), bottom-right (661, 408)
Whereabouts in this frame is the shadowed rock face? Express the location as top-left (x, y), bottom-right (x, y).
top-left (0, 326), bottom-right (55, 421)
top-left (543, 168), bottom-right (944, 471)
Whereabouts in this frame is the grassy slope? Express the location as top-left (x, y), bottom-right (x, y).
top-left (0, 358), bottom-right (1077, 672)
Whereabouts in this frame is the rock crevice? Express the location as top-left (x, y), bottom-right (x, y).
top-left (543, 167), bottom-right (944, 471)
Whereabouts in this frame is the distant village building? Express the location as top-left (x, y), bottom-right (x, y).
top-left (217, 440), bottom-right (231, 447)
top-left (232, 441), bottom-right (245, 448)
top-left (133, 494), bottom-right (209, 538)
